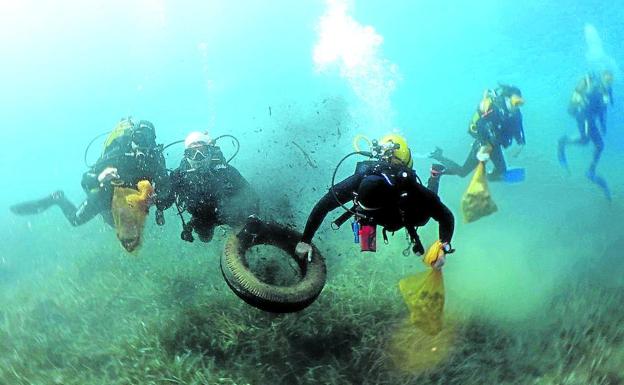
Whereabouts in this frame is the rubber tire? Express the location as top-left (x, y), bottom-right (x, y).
top-left (221, 221), bottom-right (327, 313)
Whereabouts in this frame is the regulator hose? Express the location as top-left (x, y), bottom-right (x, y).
top-left (330, 151), bottom-right (373, 217)
top-left (84, 131), bottom-right (113, 168)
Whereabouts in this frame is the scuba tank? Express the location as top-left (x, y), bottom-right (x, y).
top-left (83, 117), bottom-right (160, 169)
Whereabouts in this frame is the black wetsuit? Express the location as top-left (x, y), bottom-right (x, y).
top-left (67, 148), bottom-right (170, 225)
top-left (301, 161), bottom-right (454, 249)
top-left (59, 136), bottom-right (169, 226)
top-left (161, 147), bottom-right (259, 242)
top-left (11, 121), bottom-right (170, 226)
top-left (435, 93), bottom-right (525, 180)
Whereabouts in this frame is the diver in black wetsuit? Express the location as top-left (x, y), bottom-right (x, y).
top-left (160, 131), bottom-right (259, 243)
top-left (295, 134), bottom-right (455, 269)
top-left (10, 118), bottom-right (170, 226)
top-left (558, 70), bottom-right (614, 200)
top-left (431, 84), bottom-right (526, 181)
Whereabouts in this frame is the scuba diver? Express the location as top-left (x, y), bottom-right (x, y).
top-left (295, 134), bottom-right (455, 269)
top-left (160, 131), bottom-right (259, 243)
top-left (558, 70), bottom-right (614, 200)
top-left (430, 84), bottom-right (526, 181)
top-left (10, 117), bottom-right (170, 227)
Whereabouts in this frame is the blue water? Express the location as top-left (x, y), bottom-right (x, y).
top-left (1, 1), bottom-right (623, 383)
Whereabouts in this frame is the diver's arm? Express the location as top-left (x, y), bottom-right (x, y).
top-left (512, 111), bottom-right (526, 145)
top-left (225, 166), bottom-right (260, 214)
top-left (419, 186), bottom-right (454, 244)
top-left (153, 159), bottom-right (172, 211)
top-left (81, 169), bottom-right (101, 193)
top-left (81, 166), bottom-right (120, 194)
top-left (301, 174), bottom-right (361, 243)
top-left (225, 165), bottom-right (251, 192)
top-left (156, 169), bottom-right (180, 210)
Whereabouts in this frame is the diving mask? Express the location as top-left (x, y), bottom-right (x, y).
top-left (184, 144), bottom-right (211, 161)
top-left (510, 94), bottom-right (525, 107)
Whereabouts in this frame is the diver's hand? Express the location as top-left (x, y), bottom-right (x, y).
top-left (509, 144), bottom-right (524, 158)
top-left (476, 146), bottom-right (491, 162)
top-left (98, 167), bottom-right (120, 184)
top-left (155, 209), bottom-right (165, 226)
top-left (431, 242), bottom-right (453, 271)
top-left (295, 241), bottom-right (313, 262)
top-left (181, 229), bottom-right (194, 242)
top-left (432, 253), bottom-right (446, 270)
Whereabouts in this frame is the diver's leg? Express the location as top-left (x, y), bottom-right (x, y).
top-left (598, 110), bottom-right (607, 133)
top-left (191, 217), bottom-right (216, 243)
top-left (100, 210), bottom-right (115, 227)
top-left (487, 145), bottom-right (507, 181)
top-left (588, 122), bottom-right (604, 175)
top-left (10, 191), bottom-right (65, 216)
top-left (585, 121), bottom-right (610, 201)
top-left (559, 116), bottom-right (590, 169)
top-left (64, 192), bottom-right (108, 226)
top-left (431, 141), bottom-right (479, 178)
top-left (10, 190), bottom-right (100, 227)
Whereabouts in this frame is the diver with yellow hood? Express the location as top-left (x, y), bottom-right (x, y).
top-left (295, 133), bottom-right (455, 267)
top-left (10, 118), bottom-right (170, 239)
top-left (431, 84), bottom-right (526, 181)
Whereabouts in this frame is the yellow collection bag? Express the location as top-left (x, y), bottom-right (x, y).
top-left (461, 161), bottom-right (497, 223)
top-left (398, 241), bottom-right (445, 335)
top-left (111, 180), bottom-right (154, 253)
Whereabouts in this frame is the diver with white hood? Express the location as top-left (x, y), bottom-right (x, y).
top-left (160, 131), bottom-right (259, 242)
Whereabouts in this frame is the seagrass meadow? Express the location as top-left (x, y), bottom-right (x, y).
top-left (2, 1), bottom-right (624, 384)
top-left (1, 217), bottom-right (623, 384)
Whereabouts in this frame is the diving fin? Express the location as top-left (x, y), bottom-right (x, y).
top-left (586, 171), bottom-right (612, 202)
top-left (557, 138), bottom-right (569, 171)
top-left (9, 191), bottom-right (64, 216)
top-left (503, 168), bottom-right (525, 183)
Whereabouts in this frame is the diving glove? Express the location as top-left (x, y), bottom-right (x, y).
top-left (181, 224), bottom-right (194, 242)
top-left (155, 209), bottom-right (165, 226)
top-left (98, 167), bottom-right (120, 185)
top-left (476, 146), bottom-right (491, 162)
top-left (295, 241), bottom-right (313, 262)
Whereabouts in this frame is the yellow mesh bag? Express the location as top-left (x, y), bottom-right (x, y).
top-left (399, 242), bottom-right (445, 335)
top-left (461, 161), bottom-right (497, 223)
top-left (387, 319), bottom-right (455, 373)
top-left (111, 180), bottom-right (153, 253)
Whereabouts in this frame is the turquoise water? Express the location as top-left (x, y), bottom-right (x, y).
top-left (1, 1), bottom-right (623, 384)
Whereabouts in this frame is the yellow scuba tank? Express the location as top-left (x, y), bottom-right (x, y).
top-left (102, 118), bottom-right (134, 155)
top-left (469, 90), bottom-right (494, 137)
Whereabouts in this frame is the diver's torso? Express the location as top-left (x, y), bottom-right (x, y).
top-left (484, 97), bottom-right (520, 147)
top-left (355, 161), bottom-right (433, 231)
top-left (177, 164), bottom-right (238, 217)
top-left (357, 190), bottom-right (435, 231)
top-left (88, 151), bottom-right (163, 191)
